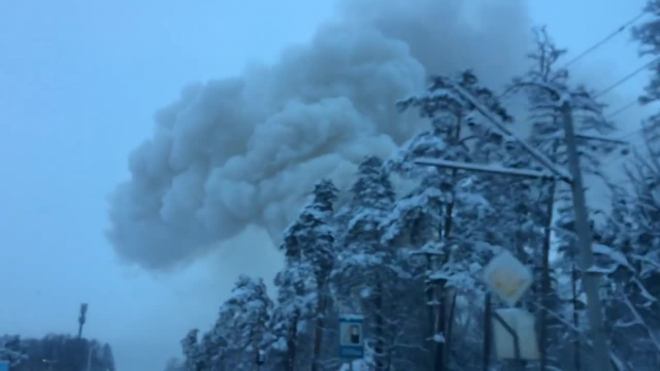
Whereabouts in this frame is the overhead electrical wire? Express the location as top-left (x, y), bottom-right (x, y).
top-left (559, 10), bottom-right (651, 100)
top-left (607, 100), bottom-right (639, 118)
top-left (595, 56), bottom-right (660, 98)
top-left (498, 11), bottom-right (655, 153)
top-left (497, 12), bottom-right (648, 100)
top-left (556, 12), bottom-right (660, 158)
top-left (563, 11), bottom-right (647, 69)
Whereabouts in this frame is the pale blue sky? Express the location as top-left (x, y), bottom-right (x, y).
top-left (0, 1), bottom-right (654, 370)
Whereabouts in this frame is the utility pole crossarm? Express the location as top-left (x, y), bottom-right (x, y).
top-left (414, 158), bottom-right (556, 180)
top-left (450, 83), bottom-right (573, 183)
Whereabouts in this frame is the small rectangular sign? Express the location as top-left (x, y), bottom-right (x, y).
top-left (492, 308), bottom-right (540, 360)
top-left (0, 361), bottom-right (9, 371)
top-left (339, 314), bottom-right (364, 359)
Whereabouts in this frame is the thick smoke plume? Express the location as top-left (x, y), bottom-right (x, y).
top-left (107, 0), bottom-right (532, 270)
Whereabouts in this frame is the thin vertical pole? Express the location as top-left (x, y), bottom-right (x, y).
top-left (483, 294), bottom-right (492, 371)
top-left (540, 179), bottom-right (556, 371)
top-left (572, 264), bottom-right (582, 371)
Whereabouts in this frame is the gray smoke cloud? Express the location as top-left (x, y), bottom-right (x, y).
top-left (107, 0), bottom-right (532, 271)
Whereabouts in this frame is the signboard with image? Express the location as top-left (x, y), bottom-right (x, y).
top-left (339, 314), bottom-right (364, 359)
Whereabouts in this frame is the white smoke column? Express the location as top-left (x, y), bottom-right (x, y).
top-left (107, 0), bottom-right (532, 270)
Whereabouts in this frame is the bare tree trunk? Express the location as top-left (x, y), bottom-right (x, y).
top-left (443, 291), bottom-right (458, 370)
top-left (571, 265), bottom-right (581, 371)
top-left (435, 159), bottom-right (457, 371)
top-left (431, 113), bottom-right (462, 371)
top-left (434, 294), bottom-right (446, 371)
top-left (286, 311), bottom-right (299, 371)
top-left (483, 294), bottom-right (492, 371)
top-left (426, 255), bottom-right (437, 367)
top-left (540, 180), bottom-right (556, 371)
top-left (374, 280), bottom-right (386, 371)
top-left (311, 283), bottom-right (327, 371)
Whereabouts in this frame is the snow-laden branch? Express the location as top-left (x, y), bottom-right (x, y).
top-left (388, 328), bottom-right (430, 354)
top-left (631, 277), bottom-right (657, 304)
top-left (592, 244), bottom-right (658, 304)
top-left (619, 291), bottom-right (660, 354)
top-left (614, 319), bottom-right (641, 329)
top-left (631, 253), bottom-right (660, 271)
top-left (531, 302), bottom-right (627, 371)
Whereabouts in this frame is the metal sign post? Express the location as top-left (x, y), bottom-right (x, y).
top-left (339, 315), bottom-right (364, 363)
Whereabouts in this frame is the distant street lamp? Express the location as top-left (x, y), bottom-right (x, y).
top-left (78, 303), bottom-right (88, 338)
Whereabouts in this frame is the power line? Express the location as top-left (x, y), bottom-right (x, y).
top-left (564, 11), bottom-right (646, 69)
top-left (499, 12), bottom-right (648, 100)
top-left (621, 129), bottom-right (644, 141)
top-left (607, 99), bottom-right (639, 118)
top-left (595, 56), bottom-right (660, 98)
top-left (604, 128), bottom-right (648, 149)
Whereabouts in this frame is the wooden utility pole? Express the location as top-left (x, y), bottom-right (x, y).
top-left (446, 83), bottom-right (614, 371)
top-left (560, 102), bottom-right (612, 371)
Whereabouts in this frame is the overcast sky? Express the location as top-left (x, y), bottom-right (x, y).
top-left (0, 1), bottom-right (655, 370)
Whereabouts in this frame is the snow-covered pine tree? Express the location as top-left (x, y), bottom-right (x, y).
top-left (388, 69), bottom-right (513, 177)
top-left (590, 122), bottom-right (660, 369)
top-left (331, 156), bottom-right (402, 370)
top-left (633, 0), bottom-right (660, 107)
top-left (379, 166), bottom-right (450, 370)
top-left (0, 335), bottom-right (27, 369)
top-left (100, 343), bottom-right (116, 371)
top-left (597, 6), bottom-right (660, 367)
top-left (388, 69), bottom-right (521, 371)
top-left (192, 276), bottom-right (272, 371)
top-left (267, 253), bottom-right (316, 369)
top-left (510, 25), bottom-right (626, 371)
top-left (285, 179), bottom-right (338, 371)
top-left (181, 330), bottom-right (204, 371)
top-left (224, 275), bottom-right (272, 370)
top-left (264, 180), bottom-right (339, 370)
top-left (514, 26), bottom-right (571, 371)
top-left (182, 327), bottom-right (225, 371)
top-left (512, 25), bottom-right (617, 176)
top-left (621, 124), bottom-right (660, 304)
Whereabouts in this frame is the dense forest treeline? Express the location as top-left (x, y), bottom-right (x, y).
top-left (5, 5), bottom-right (660, 371)
top-left (0, 334), bottom-right (115, 371)
top-left (168, 16), bottom-right (660, 371)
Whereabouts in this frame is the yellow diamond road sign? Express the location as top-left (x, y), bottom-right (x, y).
top-left (483, 250), bottom-right (533, 307)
